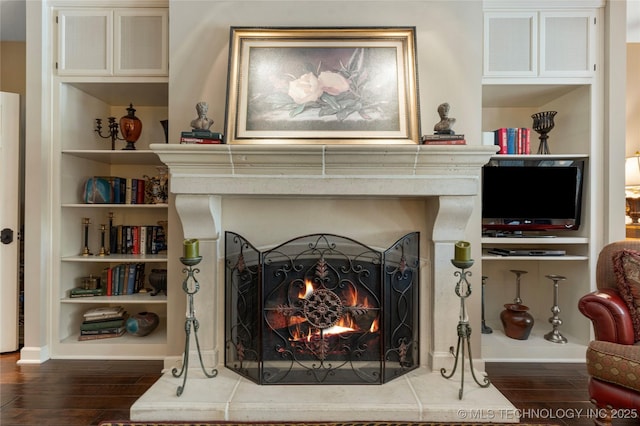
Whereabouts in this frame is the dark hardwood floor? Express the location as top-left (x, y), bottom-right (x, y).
top-left (1, 351), bottom-right (638, 426)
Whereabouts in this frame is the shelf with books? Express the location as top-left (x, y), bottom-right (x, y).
top-left (61, 293), bottom-right (167, 304)
top-left (62, 149), bottom-right (164, 165)
top-left (60, 322), bottom-right (168, 347)
top-left (62, 254), bottom-right (167, 262)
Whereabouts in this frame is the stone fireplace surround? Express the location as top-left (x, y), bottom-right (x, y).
top-left (131, 143), bottom-right (517, 422)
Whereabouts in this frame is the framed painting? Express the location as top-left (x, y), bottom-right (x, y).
top-left (224, 27), bottom-right (420, 145)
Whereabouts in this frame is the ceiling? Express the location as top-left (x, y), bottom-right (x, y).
top-left (0, 0), bottom-right (25, 42)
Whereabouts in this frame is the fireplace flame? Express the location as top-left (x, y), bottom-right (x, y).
top-left (299, 279), bottom-right (315, 299)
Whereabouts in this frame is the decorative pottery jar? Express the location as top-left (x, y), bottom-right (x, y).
top-left (119, 103), bottom-right (142, 150)
top-left (126, 312), bottom-right (160, 337)
top-left (500, 303), bottom-right (534, 340)
top-left (144, 166), bottom-right (169, 204)
top-left (148, 268), bottom-right (167, 296)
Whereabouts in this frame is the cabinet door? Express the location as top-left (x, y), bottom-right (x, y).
top-left (114, 9), bottom-right (168, 76)
top-left (57, 9), bottom-right (112, 76)
top-left (540, 11), bottom-right (595, 77)
top-left (484, 12), bottom-right (537, 77)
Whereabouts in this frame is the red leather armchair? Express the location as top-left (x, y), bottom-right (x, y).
top-left (578, 240), bottom-right (640, 426)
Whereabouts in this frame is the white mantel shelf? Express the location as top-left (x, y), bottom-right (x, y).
top-left (151, 143), bottom-right (499, 197)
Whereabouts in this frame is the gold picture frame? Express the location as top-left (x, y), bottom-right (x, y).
top-left (224, 27), bottom-right (421, 145)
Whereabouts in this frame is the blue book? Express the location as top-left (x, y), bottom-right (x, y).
top-left (506, 128), bottom-right (517, 154)
top-left (126, 263), bottom-right (136, 294)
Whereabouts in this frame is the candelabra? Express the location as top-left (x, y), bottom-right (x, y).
top-left (441, 259), bottom-right (491, 399)
top-left (172, 255), bottom-right (217, 396)
top-left (94, 117), bottom-right (123, 150)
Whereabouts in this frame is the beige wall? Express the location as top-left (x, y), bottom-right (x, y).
top-left (628, 43), bottom-right (640, 154)
top-left (0, 41), bottom-right (25, 95)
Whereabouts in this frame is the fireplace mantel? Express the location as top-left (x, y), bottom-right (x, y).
top-left (152, 144), bottom-right (497, 197)
top-left (131, 143), bottom-right (516, 423)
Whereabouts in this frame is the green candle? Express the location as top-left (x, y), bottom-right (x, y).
top-left (183, 238), bottom-right (199, 258)
top-left (454, 241), bottom-right (471, 261)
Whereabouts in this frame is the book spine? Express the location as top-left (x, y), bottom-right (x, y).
top-left (181, 131), bottom-right (224, 139)
top-left (106, 266), bottom-right (113, 296)
top-left (80, 320), bottom-right (125, 331)
top-left (495, 128), bottom-right (507, 154)
top-left (506, 128), bottom-right (517, 154)
top-left (180, 137), bottom-right (223, 144)
top-left (136, 179), bottom-right (145, 204)
top-left (422, 139), bottom-right (466, 145)
top-left (140, 226), bottom-right (147, 255)
top-left (127, 263), bottom-right (136, 294)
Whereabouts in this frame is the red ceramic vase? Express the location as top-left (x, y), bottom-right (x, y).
top-left (500, 303), bottom-right (534, 340)
top-left (119, 103), bottom-right (142, 150)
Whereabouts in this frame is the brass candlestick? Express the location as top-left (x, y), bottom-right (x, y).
top-left (81, 218), bottom-right (92, 256)
top-left (98, 224), bottom-right (108, 256)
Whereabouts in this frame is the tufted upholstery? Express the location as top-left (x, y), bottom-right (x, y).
top-left (578, 240), bottom-right (640, 426)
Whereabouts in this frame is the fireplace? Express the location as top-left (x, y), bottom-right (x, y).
top-left (225, 232), bottom-right (419, 384)
top-left (131, 144), bottom-right (517, 423)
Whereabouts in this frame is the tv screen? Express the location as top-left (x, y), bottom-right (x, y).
top-left (482, 161), bottom-right (584, 232)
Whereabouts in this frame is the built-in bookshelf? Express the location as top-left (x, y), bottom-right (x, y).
top-left (480, 3), bottom-right (603, 362)
top-left (51, 4), bottom-right (171, 359)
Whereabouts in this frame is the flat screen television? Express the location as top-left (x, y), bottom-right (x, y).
top-left (482, 159), bottom-right (585, 233)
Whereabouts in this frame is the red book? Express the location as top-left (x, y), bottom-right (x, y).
top-left (180, 137), bottom-right (223, 144)
top-left (106, 267), bottom-right (113, 296)
top-left (136, 179), bottom-right (145, 204)
top-left (132, 226), bottom-right (140, 255)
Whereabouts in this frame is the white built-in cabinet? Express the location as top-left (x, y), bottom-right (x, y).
top-left (480, 2), bottom-right (604, 362)
top-left (56, 8), bottom-right (168, 76)
top-left (484, 10), bottom-right (596, 78)
top-left (51, 4), bottom-right (174, 359)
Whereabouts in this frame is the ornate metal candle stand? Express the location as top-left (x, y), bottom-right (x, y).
top-left (481, 275), bottom-right (492, 334)
top-left (172, 256), bottom-right (217, 396)
top-left (531, 110), bottom-right (557, 155)
top-left (544, 274), bottom-right (568, 344)
top-left (94, 117), bottom-right (124, 150)
top-left (441, 259), bottom-right (491, 399)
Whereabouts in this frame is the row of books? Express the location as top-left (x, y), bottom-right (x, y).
top-left (108, 224), bottom-right (166, 255)
top-left (78, 306), bottom-right (127, 340)
top-left (84, 176), bottom-right (161, 205)
top-left (179, 130), bottom-right (224, 144)
top-left (493, 127), bottom-right (532, 155)
top-left (102, 263), bottom-right (147, 296)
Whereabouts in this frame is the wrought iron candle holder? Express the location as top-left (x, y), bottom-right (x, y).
top-left (172, 255), bottom-right (217, 396)
top-left (94, 117), bottom-right (124, 150)
top-left (441, 259), bottom-right (490, 399)
top-left (531, 111), bottom-right (557, 155)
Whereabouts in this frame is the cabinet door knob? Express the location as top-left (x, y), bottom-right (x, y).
top-left (1, 228), bottom-right (14, 244)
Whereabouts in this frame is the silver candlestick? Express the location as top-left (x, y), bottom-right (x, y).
top-left (544, 274), bottom-right (568, 344)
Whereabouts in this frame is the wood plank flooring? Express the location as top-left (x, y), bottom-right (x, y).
top-left (1, 351), bottom-right (638, 426)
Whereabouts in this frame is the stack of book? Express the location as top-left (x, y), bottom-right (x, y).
top-left (70, 286), bottom-right (105, 298)
top-left (79, 306), bottom-right (127, 341)
top-left (180, 130), bottom-right (224, 144)
top-left (421, 134), bottom-right (466, 145)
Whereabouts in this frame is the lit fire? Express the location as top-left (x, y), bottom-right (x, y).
top-left (290, 279), bottom-right (378, 341)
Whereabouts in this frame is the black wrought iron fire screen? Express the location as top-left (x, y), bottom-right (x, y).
top-left (225, 232), bottom-right (419, 385)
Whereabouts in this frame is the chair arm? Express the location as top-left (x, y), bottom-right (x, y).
top-left (578, 288), bottom-right (636, 345)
